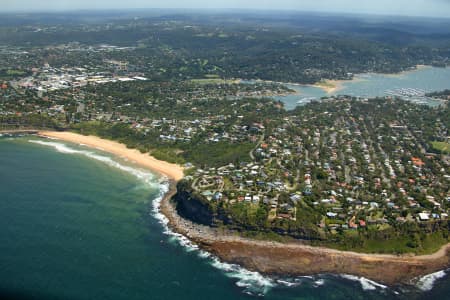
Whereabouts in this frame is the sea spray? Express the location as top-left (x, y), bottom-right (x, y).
top-left (313, 279), bottom-right (325, 287)
top-left (38, 139), bottom-right (279, 298)
top-left (151, 185), bottom-right (395, 296)
top-left (276, 276), bottom-right (324, 289)
top-left (415, 269), bottom-right (448, 291)
top-left (28, 138), bottom-right (445, 297)
top-left (152, 186), bottom-right (392, 297)
top-left (340, 274), bottom-right (387, 291)
top-left (150, 181), bottom-right (275, 296)
top-left (276, 276), bottom-right (326, 288)
top-left (29, 140), bottom-right (160, 188)
top-left (145, 165), bottom-right (392, 296)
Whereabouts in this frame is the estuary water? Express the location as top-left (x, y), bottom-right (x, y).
top-left (0, 135), bottom-right (449, 300)
top-left (276, 66), bottom-right (450, 109)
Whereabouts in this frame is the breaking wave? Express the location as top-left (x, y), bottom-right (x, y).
top-left (340, 274), bottom-right (387, 291)
top-left (276, 276), bottom-right (325, 288)
top-left (29, 137), bottom-right (449, 297)
top-left (416, 270), bottom-right (447, 291)
top-left (29, 137), bottom-right (275, 296)
top-left (151, 183), bottom-right (275, 296)
top-left (29, 139), bottom-right (159, 188)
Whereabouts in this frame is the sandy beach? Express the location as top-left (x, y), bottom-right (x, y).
top-left (311, 77), bottom-right (367, 94)
top-left (310, 64), bottom-right (434, 94)
top-left (37, 131), bottom-right (184, 181)
top-left (32, 131), bottom-right (450, 285)
top-left (311, 79), bottom-right (345, 94)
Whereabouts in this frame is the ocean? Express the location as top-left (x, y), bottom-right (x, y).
top-left (0, 135), bottom-right (449, 300)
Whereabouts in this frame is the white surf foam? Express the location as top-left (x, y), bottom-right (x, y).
top-left (276, 278), bottom-right (302, 287)
top-left (416, 270), bottom-right (447, 291)
top-left (210, 258), bottom-right (275, 296)
top-left (28, 138), bottom-right (414, 296)
top-left (314, 279), bottom-right (325, 287)
top-left (28, 138), bottom-right (275, 295)
top-left (340, 274), bottom-right (387, 291)
top-left (150, 182), bottom-right (275, 296)
top-left (277, 276), bottom-right (325, 289)
top-left (30, 140), bottom-right (81, 154)
top-left (147, 170), bottom-right (397, 296)
top-left (29, 139), bottom-right (159, 187)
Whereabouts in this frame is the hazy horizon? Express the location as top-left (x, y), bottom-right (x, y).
top-left (2, 0), bottom-right (450, 18)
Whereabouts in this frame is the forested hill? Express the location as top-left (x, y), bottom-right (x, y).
top-left (0, 11), bottom-right (449, 83)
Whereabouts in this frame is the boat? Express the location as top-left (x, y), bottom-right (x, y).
top-left (385, 88), bottom-right (428, 98)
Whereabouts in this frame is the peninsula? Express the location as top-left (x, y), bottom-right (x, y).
top-left (1, 10), bottom-right (450, 290)
top-left (33, 130), bottom-right (449, 286)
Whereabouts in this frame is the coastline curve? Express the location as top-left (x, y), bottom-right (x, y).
top-left (33, 131), bottom-right (450, 286)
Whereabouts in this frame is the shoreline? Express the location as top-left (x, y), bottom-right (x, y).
top-left (310, 79), bottom-right (347, 94)
top-left (30, 131), bottom-right (450, 286)
top-left (1, 129), bottom-right (40, 134)
top-left (238, 64), bottom-right (444, 97)
top-left (309, 64), bottom-right (435, 94)
top-left (382, 64), bottom-right (432, 78)
top-left (161, 188), bottom-right (450, 286)
top-left (37, 131), bottom-right (184, 181)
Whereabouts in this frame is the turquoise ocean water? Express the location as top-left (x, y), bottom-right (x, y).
top-left (0, 136), bottom-right (449, 300)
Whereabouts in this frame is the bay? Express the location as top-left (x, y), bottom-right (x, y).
top-left (276, 66), bottom-right (450, 109)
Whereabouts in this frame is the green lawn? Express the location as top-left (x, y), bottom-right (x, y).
top-left (6, 69), bottom-right (26, 75)
top-left (320, 231), bottom-right (448, 255)
top-left (432, 141), bottom-right (450, 154)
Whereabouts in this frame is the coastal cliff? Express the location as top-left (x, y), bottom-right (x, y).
top-left (173, 181), bottom-right (215, 226)
top-left (163, 182), bottom-right (450, 286)
top-left (172, 179), bottom-right (450, 251)
top-left (34, 131), bottom-right (449, 286)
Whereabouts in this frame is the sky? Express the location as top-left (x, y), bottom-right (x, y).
top-left (2, 0), bottom-right (450, 18)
